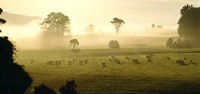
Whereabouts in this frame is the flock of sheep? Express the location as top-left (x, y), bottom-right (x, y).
top-left (29, 53), bottom-right (198, 67)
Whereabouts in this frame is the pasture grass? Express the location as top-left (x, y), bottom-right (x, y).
top-left (16, 48), bottom-right (200, 94)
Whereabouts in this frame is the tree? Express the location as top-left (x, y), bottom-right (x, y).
top-left (40, 12), bottom-right (70, 48)
top-left (111, 17), bottom-right (125, 35)
top-left (59, 80), bottom-right (79, 94)
top-left (69, 39), bottom-right (79, 49)
top-left (0, 8), bottom-right (6, 32)
top-left (0, 37), bottom-right (32, 94)
top-left (34, 84), bottom-right (56, 94)
top-left (109, 40), bottom-right (120, 48)
top-left (40, 12), bottom-right (70, 36)
top-left (178, 4), bottom-right (200, 47)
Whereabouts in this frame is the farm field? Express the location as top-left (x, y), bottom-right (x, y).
top-left (16, 48), bottom-right (200, 94)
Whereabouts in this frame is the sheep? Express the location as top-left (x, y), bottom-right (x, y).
top-left (124, 56), bottom-right (130, 61)
top-left (132, 59), bottom-right (140, 64)
top-left (166, 56), bottom-right (170, 60)
top-left (102, 62), bottom-right (106, 67)
top-left (176, 59), bottom-right (187, 66)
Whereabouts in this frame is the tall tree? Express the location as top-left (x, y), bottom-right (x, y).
top-left (0, 8), bottom-right (6, 32)
top-left (178, 5), bottom-right (200, 47)
top-left (40, 12), bottom-right (70, 48)
top-left (40, 12), bottom-right (70, 37)
top-left (111, 17), bottom-right (125, 35)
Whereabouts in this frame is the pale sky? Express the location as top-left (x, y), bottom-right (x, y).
top-left (0, 0), bottom-right (199, 39)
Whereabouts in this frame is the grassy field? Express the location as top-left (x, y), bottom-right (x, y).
top-left (16, 48), bottom-right (200, 94)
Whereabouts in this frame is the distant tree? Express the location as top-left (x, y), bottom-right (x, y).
top-left (157, 25), bottom-right (163, 29)
top-left (34, 84), bottom-right (56, 94)
top-left (85, 24), bottom-right (95, 34)
top-left (151, 24), bottom-right (156, 28)
top-left (109, 40), bottom-right (120, 48)
top-left (59, 80), bottom-right (79, 94)
top-left (0, 8), bottom-right (6, 32)
top-left (40, 12), bottom-right (70, 36)
top-left (69, 39), bottom-right (79, 49)
top-left (178, 4), bottom-right (200, 47)
top-left (40, 12), bottom-right (70, 48)
top-left (111, 17), bottom-right (125, 35)
top-left (0, 37), bottom-right (32, 94)
top-left (166, 37), bottom-right (173, 48)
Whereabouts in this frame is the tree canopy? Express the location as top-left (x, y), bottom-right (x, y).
top-left (40, 12), bottom-right (70, 37)
top-left (178, 4), bottom-right (200, 46)
top-left (111, 17), bottom-right (125, 35)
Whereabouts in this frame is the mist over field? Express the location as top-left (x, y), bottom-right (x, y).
top-left (1, 0), bottom-right (200, 94)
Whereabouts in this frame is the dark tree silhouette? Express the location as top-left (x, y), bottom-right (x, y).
top-left (69, 39), bottom-right (79, 49)
top-left (34, 84), bottom-right (56, 94)
top-left (109, 40), bottom-right (120, 48)
top-left (178, 4), bottom-right (200, 47)
top-left (111, 17), bottom-right (125, 35)
top-left (0, 37), bottom-right (32, 94)
top-left (0, 8), bottom-right (6, 32)
top-left (59, 80), bottom-right (79, 94)
top-left (151, 24), bottom-right (156, 28)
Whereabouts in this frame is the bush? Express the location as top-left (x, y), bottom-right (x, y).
top-left (59, 80), bottom-right (78, 94)
top-left (108, 40), bottom-right (120, 48)
top-left (34, 84), bottom-right (56, 94)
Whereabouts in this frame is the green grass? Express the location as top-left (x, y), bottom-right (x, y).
top-left (16, 48), bottom-right (200, 94)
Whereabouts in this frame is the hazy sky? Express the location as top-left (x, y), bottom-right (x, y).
top-left (0, 0), bottom-right (199, 39)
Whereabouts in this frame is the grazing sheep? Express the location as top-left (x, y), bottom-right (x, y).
top-left (189, 59), bottom-right (197, 65)
top-left (166, 56), bottom-right (170, 60)
top-left (83, 60), bottom-right (89, 64)
top-left (102, 62), bottom-right (106, 67)
top-left (147, 59), bottom-right (153, 63)
top-left (176, 60), bottom-right (187, 66)
top-left (146, 53), bottom-right (153, 59)
top-left (132, 59), bottom-right (140, 64)
top-left (30, 60), bottom-right (34, 63)
top-left (124, 56), bottom-right (130, 60)
top-left (55, 60), bottom-right (62, 65)
top-left (47, 61), bottom-right (54, 65)
top-left (79, 60), bottom-right (84, 65)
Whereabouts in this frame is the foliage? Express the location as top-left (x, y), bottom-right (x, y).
top-left (59, 80), bottom-right (79, 94)
top-left (166, 38), bottom-right (173, 48)
top-left (70, 39), bottom-right (79, 49)
top-left (40, 12), bottom-right (70, 37)
top-left (0, 8), bottom-right (6, 32)
top-left (109, 40), bottom-right (120, 48)
top-left (178, 4), bottom-right (200, 47)
top-left (34, 84), bottom-right (56, 94)
top-left (0, 37), bottom-right (32, 94)
top-left (111, 17), bottom-right (125, 35)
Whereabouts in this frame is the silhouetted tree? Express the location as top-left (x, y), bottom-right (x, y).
top-left (0, 8), bottom-right (6, 32)
top-left (40, 12), bottom-right (70, 48)
top-left (69, 39), bottom-right (79, 49)
top-left (111, 17), bottom-right (125, 35)
top-left (0, 37), bottom-right (32, 94)
top-left (178, 4), bottom-right (200, 47)
top-left (34, 84), bottom-right (56, 94)
top-left (59, 80), bottom-right (79, 94)
top-left (109, 40), bottom-right (120, 48)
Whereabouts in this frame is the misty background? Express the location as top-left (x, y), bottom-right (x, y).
top-left (0, 0), bottom-right (199, 49)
